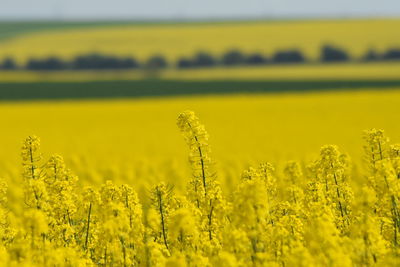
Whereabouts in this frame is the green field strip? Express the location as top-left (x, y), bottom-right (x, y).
top-left (1, 80), bottom-right (400, 101)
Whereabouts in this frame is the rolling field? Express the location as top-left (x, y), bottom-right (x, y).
top-left (1, 62), bottom-right (400, 83)
top-left (1, 62), bottom-right (399, 100)
top-left (0, 19), bottom-right (399, 63)
top-left (0, 21), bottom-right (161, 41)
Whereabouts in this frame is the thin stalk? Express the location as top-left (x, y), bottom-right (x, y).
top-left (157, 189), bottom-right (169, 251)
top-left (187, 122), bottom-right (207, 197)
top-left (207, 199), bottom-right (214, 241)
top-left (28, 144), bottom-right (36, 180)
top-left (84, 202), bottom-right (92, 250)
top-left (331, 163), bottom-right (346, 219)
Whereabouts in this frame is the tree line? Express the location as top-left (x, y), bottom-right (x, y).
top-left (1, 45), bottom-right (400, 71)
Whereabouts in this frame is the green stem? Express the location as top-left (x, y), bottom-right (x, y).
top-left (157, 189), bottom-right (169, 251)
top-left (85, 202), bottom-right (92, 250)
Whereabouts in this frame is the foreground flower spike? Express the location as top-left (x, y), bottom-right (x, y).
top-left (313, 145), bottom-right (353, 231)
top-left (177, 110), bottom-right (214, 198)
top-left (150, 182), bottom-right (174, 252)
top-left (21, 135), bottom-right (49, 210)
top-left (363, 129), bottom-right (400, 248)
top-left (363, 128), bottom-right (389, 171)
top-left (22, 135), bottom-right (42, 180)
top-left (177, 110), bottom-right (226, 244)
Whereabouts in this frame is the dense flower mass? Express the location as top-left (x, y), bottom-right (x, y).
top-left (0, 112), bottom-right (399, 266)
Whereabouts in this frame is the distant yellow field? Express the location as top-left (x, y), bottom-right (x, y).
top-left (1, 89), bottom-right (399, 191)
top-left (0, 19), bottom-right (399, 63)
top-left (1, 62), bottom-right (400, 82)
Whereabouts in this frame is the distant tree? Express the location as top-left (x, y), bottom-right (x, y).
top-left (27, 57), bottom-right (67, 70)
top-left (177, 57), bottom-right (194, 69)
top-left (2, 58), bottom-right (17, 70)
top-left (193, 52), bottom-right (217, 67)
top-left (382, 48), bottom-right (400, 61)
top-left (72, 54), bottom-right (139, 70)
top-left (73, 54), bottom-right (108, 69)
top-left (272, 50), bottom-right (305, 64)
top-left (222, 50), bottom-right (246, 66)
top-left (362, 50), bottom-right (381, 62)
top-left (120, 58), bottom-right (140, 69)
top-left (146, 55), bottom-right (168, 69)
top-left (26, 59), bottom-right (39, 70)
top-left (321, 45), bottom-right (350, 62)
top-left (245, 53), bottom-right (268, 65)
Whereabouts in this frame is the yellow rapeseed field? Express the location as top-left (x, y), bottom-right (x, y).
top-left (0, 19), bottom-right (399, 63)
top-left (1, 89), bottom-right (400, 265)
top-left (1, 89), bottom-right (399, 190)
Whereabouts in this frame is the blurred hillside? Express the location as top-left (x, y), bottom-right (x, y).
top-left (1, 19), bottom-right (399, 64)
top-left (1, 18), bottom-right (400, 100)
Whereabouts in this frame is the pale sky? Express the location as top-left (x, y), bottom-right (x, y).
top-left (1, 0), bottom-right (400, 20)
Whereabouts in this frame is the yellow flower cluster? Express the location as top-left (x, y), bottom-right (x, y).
top-left (0, 112), bottom-right (399, 266)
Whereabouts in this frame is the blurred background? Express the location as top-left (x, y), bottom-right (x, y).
top-left (0, 0), bottom-right (400, 99)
